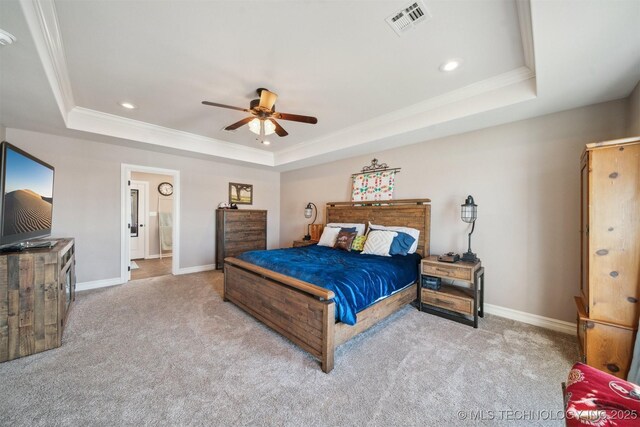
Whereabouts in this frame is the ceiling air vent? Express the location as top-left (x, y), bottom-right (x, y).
top-left (385, 1), bottom-right (431, 36)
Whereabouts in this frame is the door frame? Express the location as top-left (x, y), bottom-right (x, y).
top-left (129, 179), bottom-right (149, 260)
top-left (121, 164), bottom-right (180, 282)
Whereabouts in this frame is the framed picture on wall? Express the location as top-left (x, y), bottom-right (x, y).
top-left (229, 182), bottom-right (253, 205)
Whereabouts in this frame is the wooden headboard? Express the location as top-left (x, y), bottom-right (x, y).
top-left (325, 199), bottom-right (431, 256)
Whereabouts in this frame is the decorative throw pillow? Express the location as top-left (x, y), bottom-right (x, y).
top-left (326, 223), bottom-right (366, 236)
top-left (389, 231), bottom-right (416, 256)
top-left (368, 222), bottom-right (420, 253)
top-left (329, 226), bottom-right (357, 233)
top-left (334, 231), bottom-right (357, 251)
top-left (317, 226), bottom-right (341, 247)
top-left (351, 235), bottom-right (367, 252)
top-left (361, 230), bottom-right (397, 257)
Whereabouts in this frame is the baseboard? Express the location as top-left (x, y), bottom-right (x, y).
top-left (77, 277), bottom-right (124, 292)
top-left (175, 264), bottom-right (216, 275)
top-left (484, 303), bottom-right (575, 335)
top-left (77, 264), bottom-right (213, 290)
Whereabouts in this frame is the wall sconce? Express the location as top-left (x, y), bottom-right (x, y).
top-left (303, 202), bottom-right (317, 241)
top-left (461, 195), bottom-right (479, 263)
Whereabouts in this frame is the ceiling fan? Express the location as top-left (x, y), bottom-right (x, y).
top-left (202, 88), bottom-right (318, 140)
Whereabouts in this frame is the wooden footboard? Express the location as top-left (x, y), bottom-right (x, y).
top-left (224, 259), bottom-right (336, 372)
top-left (224, 257), bottom-right (417, 373)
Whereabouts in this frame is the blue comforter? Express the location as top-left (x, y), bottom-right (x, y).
top-left (236, 245), bottom-right (421, 325)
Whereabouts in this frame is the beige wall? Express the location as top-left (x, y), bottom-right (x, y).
top-left (280, 100), bottom-right (627, 323)
top-left (0, 125), bottom-right (5, 140)
top-left (628, 81), bottom-right (640, 136)
top-left (5, 128), bottom-right (280, 284)
top-left (131, 171), bottom-right (173, 258)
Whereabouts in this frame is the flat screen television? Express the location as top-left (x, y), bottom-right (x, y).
top-left (0, 141), bottom-right (55, 247)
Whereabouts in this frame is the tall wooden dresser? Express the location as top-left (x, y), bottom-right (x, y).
top-left (576, 137), bottom-right (640, 379)
top-left (215, 209), bottom-right (267, 269)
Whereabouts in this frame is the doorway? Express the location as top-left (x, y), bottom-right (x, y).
top-left (121, 164), bottom-right (180, 283)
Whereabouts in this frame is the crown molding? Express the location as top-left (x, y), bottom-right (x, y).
top-left (21, 0), bottom-right (538, 168)
top-left (516, 0), bottom-right (536, 72)
top-left (20, 0), bottom-right (75, 122)
top-left (274, 67), bottom-right (536, 166)
top-left (67, 107), bottom-right (274, 165)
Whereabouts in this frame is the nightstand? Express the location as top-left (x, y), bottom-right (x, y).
top-left (419, 255), bottom-right (485, 328)
top-left (292, 239), bottom-right (318, 248)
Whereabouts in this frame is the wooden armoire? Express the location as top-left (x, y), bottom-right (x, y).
top-left (215, 209), bottom-right (267, 269)
top-left (576, 136), bottom-right (640, 379)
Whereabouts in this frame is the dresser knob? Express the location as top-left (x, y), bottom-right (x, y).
top-left (585, 321), bottom-right (595, 329)
top-left (609, 172), bottom-right (619, 179)
top-left (606, 364), bottom-right (620, 373)
top-left (596, 249), bottom-right (609, 256)
top-left (610, 271), bottom-right (619, 277)
top-left (627, 297), bottom-right (638, 304)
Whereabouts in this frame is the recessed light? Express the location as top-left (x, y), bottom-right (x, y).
top-left (0, 29), bottom-right (16, 46)
top-left (439, 59), bottom-right (462, 72)
top-left (261, 140), bottom-right (271, 146)
top-left (119, 102), bottom-right (136, 109)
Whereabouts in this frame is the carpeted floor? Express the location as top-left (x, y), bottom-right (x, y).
top-left (0, 271), bottom-right (578, 426)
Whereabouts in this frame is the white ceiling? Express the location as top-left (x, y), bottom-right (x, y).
top-left (1, 0), bottom-right (639, 170)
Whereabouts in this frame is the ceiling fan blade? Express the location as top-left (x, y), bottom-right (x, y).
top-left (225, 117), bottom-right (254, 131)
top-left (259, 90), bottom-right (278, 110)
top-left (269, 119), bottom-right (289, 137)
top-left (273, 112), bottom-right (318, 124)
top-left (202, 101), bottom-right (249, 112)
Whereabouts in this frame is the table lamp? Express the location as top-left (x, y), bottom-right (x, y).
top-left (303, 202), bottom-right (317, 241)
top-left (461, 195), bottom-right (479, 263)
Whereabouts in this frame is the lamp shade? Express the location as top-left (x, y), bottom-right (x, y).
top-left (304, 206), bottom-right (313, 218)
top-left (461, 195), bottom-right (477, 223)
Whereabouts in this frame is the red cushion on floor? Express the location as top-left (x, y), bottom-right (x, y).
top-left (564, 363), bottom-right (640, 426)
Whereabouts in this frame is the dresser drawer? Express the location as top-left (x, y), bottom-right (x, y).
top-left (421, 287), bottom-right (473, 315)
top-left (422, 263), bottom-right (472, 281)
top-left (223, 211), bottom-right (267, 222)
top-left (224, 230), bottom-right (266, 243)
top-left (224, 238), bottom-right (266, 253)
top-left (575, 296), bottom-right (635, 379)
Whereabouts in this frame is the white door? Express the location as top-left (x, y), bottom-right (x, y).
top-left (130, 181), bottom-right (147, 260)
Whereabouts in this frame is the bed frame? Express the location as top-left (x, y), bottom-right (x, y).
top-left (223, 199), bottom-right (431, 373)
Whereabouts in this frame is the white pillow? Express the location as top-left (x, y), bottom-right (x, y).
top-left (368, 222), bottom-right (420, 254)
top-left (317, 227), bottom-right (341, 247)
top-left (361, 230), bottom-right (397, 257)
top-left (326, 222), bottom-right (366, 236)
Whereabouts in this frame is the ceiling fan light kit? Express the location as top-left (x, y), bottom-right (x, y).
top-left (249, 118), bottom-right (276, 136)
top-left (202, 88), bottom-right (318, 144)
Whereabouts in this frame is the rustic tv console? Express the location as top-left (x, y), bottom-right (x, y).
top-left (0, 238), bottom-right (76, 362)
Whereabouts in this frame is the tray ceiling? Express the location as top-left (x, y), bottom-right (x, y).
top-left (1, 0), bottom-right (639, 169)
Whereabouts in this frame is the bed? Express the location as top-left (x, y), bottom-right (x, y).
top-left (223, 199), bottom-right (431, 373)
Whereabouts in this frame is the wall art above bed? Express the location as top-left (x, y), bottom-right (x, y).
top-left (351, 158), bottom-right (401, 202)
